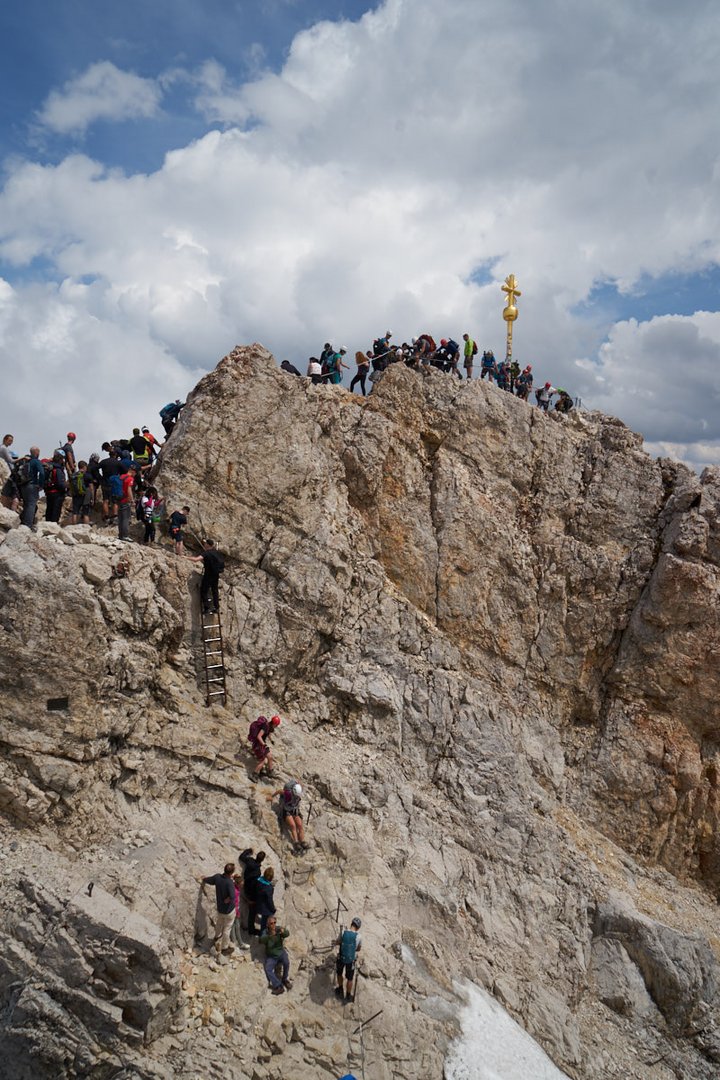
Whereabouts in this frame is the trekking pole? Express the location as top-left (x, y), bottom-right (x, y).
top-left (305, 798), bottom-right (314, 824)
top-left (352, 1009), bottom-right (383, 1036)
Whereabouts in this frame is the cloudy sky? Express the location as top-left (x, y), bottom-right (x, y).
top-left (1, 0), bottom-right (719, 469)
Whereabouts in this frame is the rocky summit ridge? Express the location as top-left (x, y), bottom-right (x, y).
top-left (0, 344), bottom-right (718, 1080)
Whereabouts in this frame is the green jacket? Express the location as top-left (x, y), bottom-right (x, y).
top-left (261, 928), bottom-right (289, 958)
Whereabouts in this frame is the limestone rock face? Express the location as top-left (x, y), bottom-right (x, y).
top-left (0, 345), bottom-right (718, 1080)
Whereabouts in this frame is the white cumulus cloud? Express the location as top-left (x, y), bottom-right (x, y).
top-left (37, 61), bottom-right (162, 135)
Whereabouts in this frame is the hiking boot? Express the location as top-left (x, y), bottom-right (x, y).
top-left (334, 987), bottom-right (344, 999)
top-left (282, 979), bottom-right (293, 991)
top-left (299, 840), bottom-right (310, 851)
top-left (221, 947), bottom-right (235, 956)
top-left (345, 991), bottom-right (354, 1003)
top-left (271, 986), bottom-right (285, 996)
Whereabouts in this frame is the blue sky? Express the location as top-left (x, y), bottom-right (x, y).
top-left (1, 0), bottom-right (720, 468)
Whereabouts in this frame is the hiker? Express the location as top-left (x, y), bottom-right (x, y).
top-left (168, 505), bottom-right (190, 555)
top-left (280, 359), bottom-right (302, 377)
top-left (62, 433), bottom-right (77, 476)
top-left (189, 538), bottom-right (225, 615)
top-left (269, 780), bottom-right (309, 853)
top-left (139, 486), bottom-right (160, 544)
top-left (462, 334), bottom-right (477, 379)
top-left (0, 434), bottom-right (15, 468)
top-left (555, 389), bottom-right (574, 414)
top-left (515, 365), bottom-right (533, 401)
top-left (98, 447), bottom-right (121, 523)
top-left (44, 452), bottom-right (67, 523)
top-left (141, 426), bottom-right (162, 460)
top-left (230, 875), bottom-right (251, 950)
top-left (480, 351), bottom-right (497, 381)
top-left (117, 464), bottom-right (136, 541)
top-left (496, 361), bottom-right (510, 392)
top-left (307, 357), bottom-right (323, 384)
top-left (326, 347), bottom-right (349, 386)
top-left (86, 453), bottom-right (101, 506)
top-left (248, 714), bottom-right (281, 781)
top-left (350, 350), bottom-right (370, 396)
top-left (535, 381), bottom-right (557, 412)
top-left (415, 333), bottom-right (436, 362)
top-left (197, 862), bottom-right (237, 955)
top-left (373, 331), bottom-right (392, 358)
top-left (260, 916), bottom-right (292, 995)
top-left (335, 917), bottom-right (362, 1003)
top-left (70, 461), bottom-right (93, 525)
top-left (19, 447), bottom-right (45, 528)
top-left (130, 428), bottom-right (151, 467)
top-left (509, 359), bottom-right (520, 393)
top-left (445, 337), bottom-right (461, 378)
top-left (160, 399), bottom-right (184, 438)
top-left (254, 866), bottom-right (276, 934)
top-left (239, 847), bottom-right (266, 937)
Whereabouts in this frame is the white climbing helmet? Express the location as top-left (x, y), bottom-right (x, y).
top-left (292, 783), bottom-right (302, 797)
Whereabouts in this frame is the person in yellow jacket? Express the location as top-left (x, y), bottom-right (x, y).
top-left (462, 333), bottom-right (477, 380)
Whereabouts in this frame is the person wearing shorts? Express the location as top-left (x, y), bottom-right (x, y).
top-left (169, 506), bottom-right (190, 555)
top-left (335, 918), bottom-right (362, 1002)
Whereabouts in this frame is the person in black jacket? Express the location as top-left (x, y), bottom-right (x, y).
top-left (189, 538), bottom-right (225, 614)
top-left (239, 847), bottom-right (266, 936)
top-left (254, 866), bottom-right (276, 934)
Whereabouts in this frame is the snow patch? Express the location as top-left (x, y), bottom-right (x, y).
top-left (444, 982), bottom-right (570, 1080)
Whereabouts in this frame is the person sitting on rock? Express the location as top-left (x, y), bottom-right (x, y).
top-left (335, 917), bottom-right (362, 1003)
top-left (248, 714), bottom-right (280, 782)
top-left (189, 537), bottom-right (225, 615)
top-left (239, 847), bottom-right (266, 937)
top-left (260, 915), bottom-right (292, 995)
top-left (268, 780), bottom-right (309, 854)
top-left (197, 862), bottom-right (237, 955)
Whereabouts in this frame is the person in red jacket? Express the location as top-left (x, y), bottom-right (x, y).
top-left (118, 465), bottom-right (135, 541)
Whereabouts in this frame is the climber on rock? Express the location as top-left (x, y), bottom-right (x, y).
top-left (197, 861), bottom-right (237, 955)
top-left (189, 537), bottom-right (225, 615)
top-left (335, 917), bottom-right (362, 1003)
top-left (248, 714), bottom-right (281, 781)
top-left (535, 381), bottom-right (557, 412)
top-left (260, 916), bottom-right (292, 995)
top-left (268, 780), bottom-right (309, 854)
top-left (168, 505), bottom-right (190, 555)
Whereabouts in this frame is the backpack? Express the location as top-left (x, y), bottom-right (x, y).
top-left (447, 339), bottom-right (459, 353)
top-left (71, 472), bottom-right (85, 497)
top-left (135, 497), bottom-right (145, 521)
top-left (109, 473), bottom-right (124, 499)
top-left (44, 465), bottom-right (63, 493)
top-left (13, 460), bottom-right (31, 486)
top-left (472, 340), bottom-right (478, 356)
top-left (248, 717), bottom-right (267, 743)
top-left (159, 402), bottom-right (177, 420)
top-left (339, 929), bottom-right (358, 965)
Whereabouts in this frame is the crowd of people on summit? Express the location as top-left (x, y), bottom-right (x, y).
top-left (281, 329), bottom-right (575, 413)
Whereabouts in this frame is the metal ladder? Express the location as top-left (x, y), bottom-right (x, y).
top-left (201, 609), bottom-right (227, 707)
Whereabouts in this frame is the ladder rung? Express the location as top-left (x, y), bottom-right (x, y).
top-left (208, 691), bottom-right (226, 697)
top-left (208, 678), bottom-right (225, 683)
top-left (207, 664), bottom-right (224, 669)
top-left (204, 636), bottom-right (222, 642)
top-left (205, 651), bottom-right (222, 656)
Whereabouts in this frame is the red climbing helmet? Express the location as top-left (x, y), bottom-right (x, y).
top-left (440, 339), bottom-right (447, 346)
top-left (270, 715), bottom-right (281, 727)
top-left (67, 432), bottom-right (76, 440)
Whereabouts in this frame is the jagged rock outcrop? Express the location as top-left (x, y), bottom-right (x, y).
top-left (0, 346), bottom-right (718, 1079)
